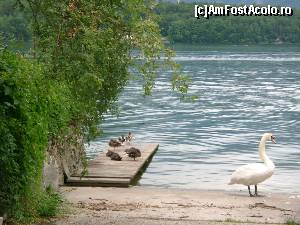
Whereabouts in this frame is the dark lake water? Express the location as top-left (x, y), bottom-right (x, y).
top-left (86, 45), bottom-right (300, 194)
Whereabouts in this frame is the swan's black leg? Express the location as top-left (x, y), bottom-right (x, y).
top-left (255, 185), bottom-right (258, 196)
top-left (248, 186), bottom-right (254, 197)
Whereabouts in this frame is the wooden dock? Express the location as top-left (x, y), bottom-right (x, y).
top-left (65, 143), bottom-right (159, 187)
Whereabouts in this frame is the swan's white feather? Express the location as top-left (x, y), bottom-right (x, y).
top-left (229, 163), bottom-right (274, 186)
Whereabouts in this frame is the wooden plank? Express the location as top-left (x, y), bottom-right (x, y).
top-left (66, 177), bottom-right (131, 187)
top-left (67, 177), bottom-right (130, 183)
top-left (65, 143), bottom-right (159, 187)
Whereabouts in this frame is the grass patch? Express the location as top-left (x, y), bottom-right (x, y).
top-left (286, 218), bottom-right (300, 225)
top-left (223, 218), bottom-right (255, 223)
top-left (6, 187), bottom-right (63, 224)
top-left (37, 186), bottom-right (62, 218)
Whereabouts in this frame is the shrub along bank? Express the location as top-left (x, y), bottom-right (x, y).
top-left (0, 49), bottom-right (70, 222)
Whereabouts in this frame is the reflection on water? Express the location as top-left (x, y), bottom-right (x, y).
top-left (87, 45), bottom-right (300, 194)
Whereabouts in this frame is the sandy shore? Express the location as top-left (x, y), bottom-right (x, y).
top-left (50, 186), bottom-right (300, 225)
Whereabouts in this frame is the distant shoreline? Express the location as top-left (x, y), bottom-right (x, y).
top-left (167, 43), bottom-right (300, 51)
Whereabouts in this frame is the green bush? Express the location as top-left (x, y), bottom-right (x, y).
top-left (0, 48), bottom-right (70, 221)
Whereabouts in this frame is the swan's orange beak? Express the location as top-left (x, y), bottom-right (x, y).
top-left (271, 136), bottom-right (276, 144)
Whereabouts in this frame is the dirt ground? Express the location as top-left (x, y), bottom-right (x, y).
top-left (49, 186), bottom-right (300, 225)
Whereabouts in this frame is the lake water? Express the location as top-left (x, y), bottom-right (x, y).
top-left (87, 45), bottom-right (300, 194)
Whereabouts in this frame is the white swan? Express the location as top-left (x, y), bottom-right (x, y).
top-left (228, 133), bottom-right (276, 197)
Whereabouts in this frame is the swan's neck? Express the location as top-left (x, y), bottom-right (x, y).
top-left (259, 136), bottom-right (275, 169)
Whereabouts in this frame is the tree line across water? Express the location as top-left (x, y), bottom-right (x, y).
top-left (156, 2), bottom-right (300, 44)
top-left (2, 1), bottom-right (300, 47)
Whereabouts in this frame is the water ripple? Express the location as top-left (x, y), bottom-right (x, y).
top-left (87, 47), bottom-right (300, 194)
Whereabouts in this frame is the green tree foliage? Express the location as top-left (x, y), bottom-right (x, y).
top-left (156, 2), bottom-right (300, 44)
top-left (0, 0), bottom-right (191, 222)
top-left (0, 0), bottom-right (31, 50)
top-left (24, 0), bottom-right (188, 133)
